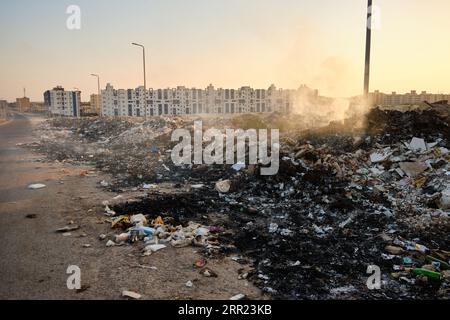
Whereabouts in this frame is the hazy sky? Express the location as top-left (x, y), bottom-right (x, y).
top-left (1, 0), bottom-right (449, 101)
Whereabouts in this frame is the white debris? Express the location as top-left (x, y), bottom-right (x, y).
top-left (399, 161), bottom-right (428, 178)
top-left (232, 162), bottom-right (246, 171)
top-left (370, 148), bottom-right (392, 163)
top-left (268, 223), bottom-right (279, 233)
top-left (230, 294), bottom-right (246, 301)
top-left (100, 180), bottom-right (109, 187)
top-left (440, 187), bottom-right (450, 209)
top-left (330, 285), bottom-right (356, 295)
top-left (195, 227), bottom-right (210, 237)
top-left (104, 205), bottom-right (116, 217)
top-left (130, 214), bottom-right (147, 226)
top-left (144, 244), bottom-right (167, 253)
top-left (409, 137), bottom-right (427, 153)
top-left (370, 167), bottom-right (384, 176)
top-left (106, 240), bottom-right (115, 247)
top-left (339, 217), bottom-right (353, 228)
top-left (185, 280), bottom-right (194, 288)
top-left (122, 290), bottom-right (141, 299)
top-left (395, 168), bottom-right (405, 178)
top-left (280, 228), bottom-right (294, 236)
top-left (28, 184), bottom-right (46, 190)
top-left (215, 180), bottom-right (231, 193)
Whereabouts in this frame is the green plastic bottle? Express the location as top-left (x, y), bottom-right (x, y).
top-left (412, 268), bottom-right (442, 280)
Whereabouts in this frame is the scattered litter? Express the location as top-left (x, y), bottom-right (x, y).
top-left (409, 137), bottom-right (427, 153)
top-left (194, 258), bottom-right (207, 269)
top-left (100, 180), bottom-right (109, 187)
top-left (200, 268), bottom-right (218, 278)
top-left (56, 225), bottom-right (80, 233)
top-left (232, 162), bottom-right (246, 171)
top-left (27, 184), bottom-right (46, 190)
top-left (144, 244), bottom-right (167, 253)
top-left (106, 240), bottom-right (115, 247)
top-left (122, 290), bottom-right (141, 300)
top-left (230, 294), bottom-right (246, 301)
top-left (215, 180), bottom-right (231, 193)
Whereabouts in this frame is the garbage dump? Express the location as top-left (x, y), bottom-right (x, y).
top-left (26, 107), bottom-right (450, 299)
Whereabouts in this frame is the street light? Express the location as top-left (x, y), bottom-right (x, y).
top-left (132, 42), bottom-right (147, 118)
top-left (90, 74), bottom-right (101, 116)
top-left (364, 0), bottom-right (373, 99)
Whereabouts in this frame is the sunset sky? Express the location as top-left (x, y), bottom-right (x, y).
top-left (1, 0), bottom-right (449, 101)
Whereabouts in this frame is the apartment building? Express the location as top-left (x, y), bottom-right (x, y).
top-left (89, 94), bottom-right (102, 115)
top-left (101, 84), bottom-right (314, 117)
top-left (370, 90), bottom-right (450, 106)
top-left (0, 100), bottom-right (8, 119)
top-left (16, 97), bottom-right (31, 112)
top-left (44, 86), bottom-right (81, 117)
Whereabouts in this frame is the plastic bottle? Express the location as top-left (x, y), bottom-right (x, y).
top-left (412, 268), bottom-right (442, 280)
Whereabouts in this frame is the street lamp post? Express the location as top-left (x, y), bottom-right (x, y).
top-left (90, 74), bottom-right (101, 116)
top-left (132, 42), bottom-right (147, 118)
top-left (364, 0), bottom-right (373, 99)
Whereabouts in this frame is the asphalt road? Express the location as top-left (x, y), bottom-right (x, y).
top-left (0, 113), bottom-right (85, 299)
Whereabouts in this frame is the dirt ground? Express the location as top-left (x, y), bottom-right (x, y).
top-left (0, 113), bottom-right (265, 300)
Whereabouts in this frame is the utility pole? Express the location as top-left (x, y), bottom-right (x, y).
top-left (364, 0), bottom-right (373, 99)
top-left (132, 42), bottom-right (147, 119)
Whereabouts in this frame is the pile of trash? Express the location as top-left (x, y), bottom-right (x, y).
top-left (103, 201), bottom-right (228, 257)
top-left (214, 107), bottom-right (450, 299)
top-left (27, 117), bottom-right (193, 189)
top-left (26, 108), bottom-right (450, 299)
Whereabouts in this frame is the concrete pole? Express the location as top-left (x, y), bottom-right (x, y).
top-left (364, 0), bottom-right (373, 99)
top-left (132, 43), bottom-right (147, 119)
